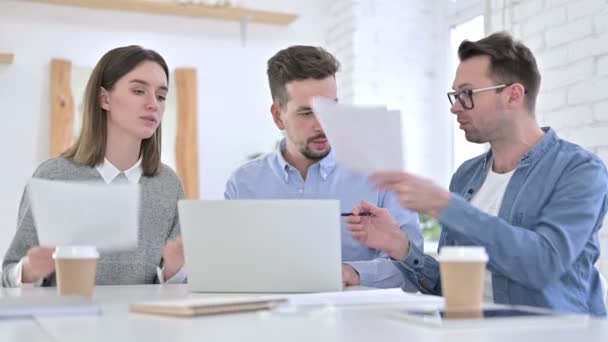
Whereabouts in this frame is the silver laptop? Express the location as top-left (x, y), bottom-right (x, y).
top-left (178, 200), bottom-right (343, 293)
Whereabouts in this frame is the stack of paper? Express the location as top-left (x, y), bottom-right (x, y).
top-left (130, 297), bottom-right (287, 317)
top-left (286, 288), bottom-right (443, 307)
top-left (312, 97), bottom-right (405, 174)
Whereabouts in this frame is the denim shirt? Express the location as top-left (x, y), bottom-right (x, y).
top-left (225, 140), bottom-right (422, 290)
top-left (393, 128), bottom-right (608, 316)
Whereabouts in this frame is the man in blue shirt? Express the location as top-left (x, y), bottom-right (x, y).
top-left (348, 32), bottom-right (607, 315)
top-left (224, 46), bottom-right (422, 290)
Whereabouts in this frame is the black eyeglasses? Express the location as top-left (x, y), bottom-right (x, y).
top-left (447, 84), bottom-right (510, 110)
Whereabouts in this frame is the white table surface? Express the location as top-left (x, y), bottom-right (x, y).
top-left (1, 284), bottom-right (607, 342)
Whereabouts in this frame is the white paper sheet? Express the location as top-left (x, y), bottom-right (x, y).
top-left (286, 288), bottom-right (443, 307)
top-left (27, 178), bottom-right (139, 250)
top-left (312, 97), bottom-right (405, 174)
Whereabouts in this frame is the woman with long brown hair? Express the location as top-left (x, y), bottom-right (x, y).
top-left (2, 46), bottom-right (185, 287)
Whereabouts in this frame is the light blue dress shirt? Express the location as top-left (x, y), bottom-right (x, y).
top-left (225, 140), bottom-right (422, 290)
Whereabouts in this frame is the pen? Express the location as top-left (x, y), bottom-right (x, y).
top-left (341, 212), bottom-right (372, 217)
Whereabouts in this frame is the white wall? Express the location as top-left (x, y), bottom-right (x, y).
top-left (326, 0), bottom-right (453, 187)
top-left (0, 0), bottom-right (328, 259)
top-left (486, 0), bottom-right (608, 279)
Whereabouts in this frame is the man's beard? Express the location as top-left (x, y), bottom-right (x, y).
top-left (302, 148), bottom-right (331, 160)
top-left (464, 129), bottom-right (485, 144)
top-left (300, 134), bottom-right (331, 161)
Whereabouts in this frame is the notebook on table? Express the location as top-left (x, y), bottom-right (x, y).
top-left (129, 297), bottom-right (287, 317)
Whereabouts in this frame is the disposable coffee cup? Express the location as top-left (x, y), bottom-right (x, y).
top-left (52, 246), bottom-right (99, 298)
top-left (438, 246), bottom-right (488, 314)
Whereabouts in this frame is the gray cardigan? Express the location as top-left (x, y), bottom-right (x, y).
top-left (1, 157), bottom-right (184, 287)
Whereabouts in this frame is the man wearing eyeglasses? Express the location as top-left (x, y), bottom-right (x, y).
top-left (347, 32), bottom-right (608, 316)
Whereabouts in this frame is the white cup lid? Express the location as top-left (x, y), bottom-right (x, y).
top-left (52, 246), bottom-right (99, 259)
top-left (438, 246), bottom-right (488, 262)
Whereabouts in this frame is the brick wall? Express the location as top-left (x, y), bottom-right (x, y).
top-left (326, 0), bottom-right (453, 186)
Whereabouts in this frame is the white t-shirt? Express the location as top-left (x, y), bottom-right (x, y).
top-left (469, 167), bottom-right (515, 303)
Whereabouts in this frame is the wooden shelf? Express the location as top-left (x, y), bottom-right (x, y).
top-left (23, 0), bottom-right (298, 25)
top-left (0, 53), bottom-right (14, 64)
